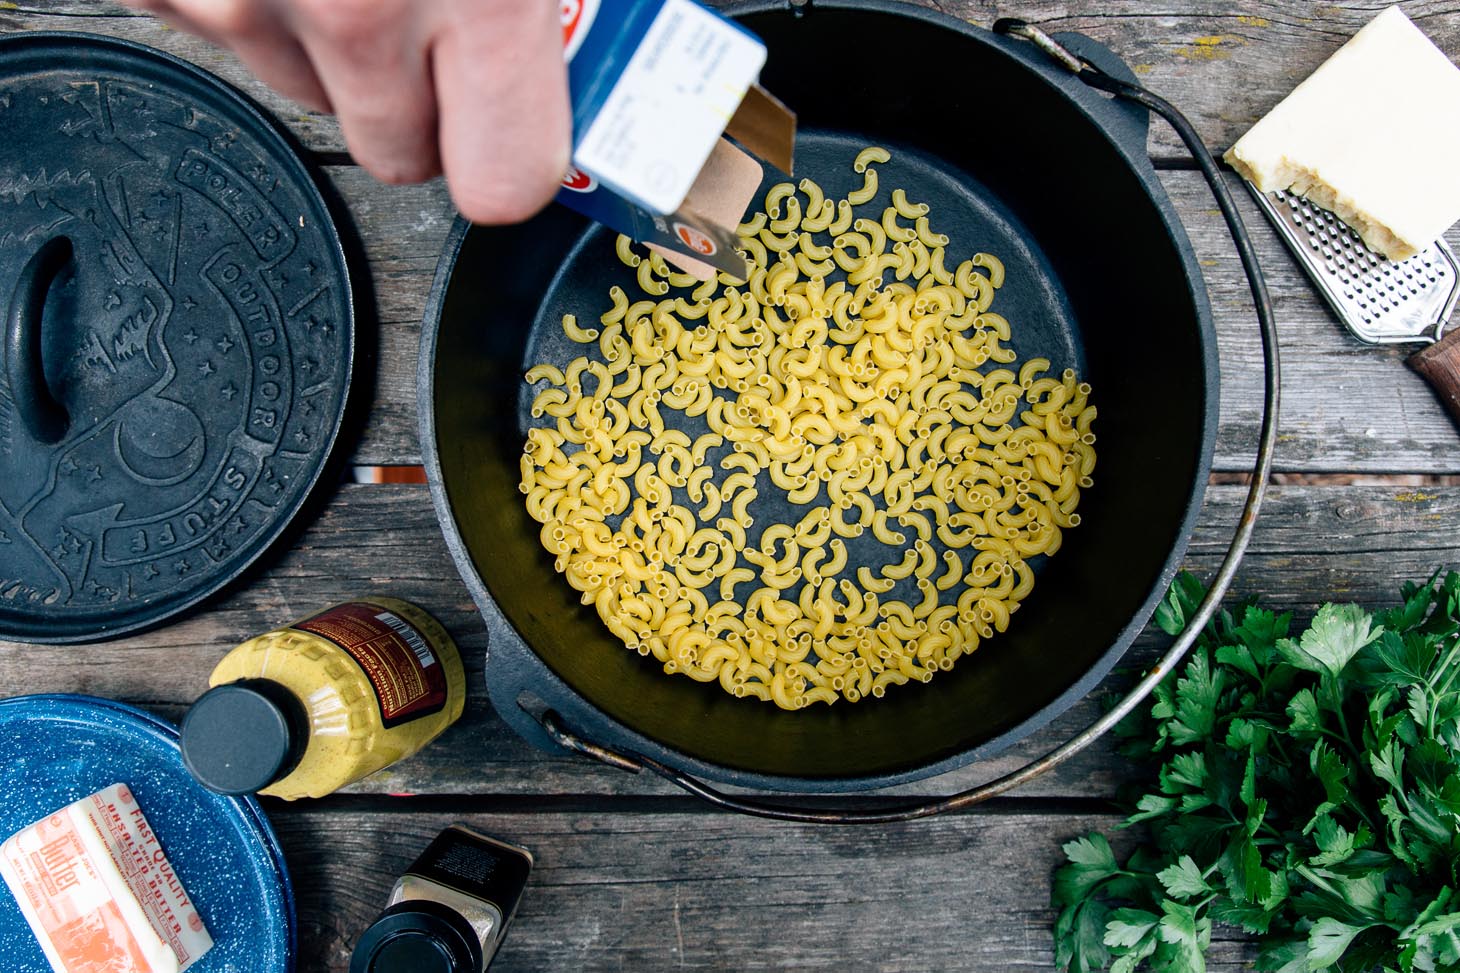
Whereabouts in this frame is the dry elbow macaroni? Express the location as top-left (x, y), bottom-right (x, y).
top-left (520, 147), bottom-right (1097, 710)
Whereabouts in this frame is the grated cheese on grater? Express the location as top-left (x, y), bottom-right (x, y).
top-left (1224, 6), bottom-right (1460, 261)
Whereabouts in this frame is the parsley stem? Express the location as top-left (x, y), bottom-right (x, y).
top-left (1431, 636), bottom-right (1460, 697)
top-left (1293, 864), bottom-right (1349, 908)
top-left (1315, 725), bottom-right (1366, 767)
top-left (1348, 801), bottom-right (1378, 835)
top-left (1267, 729), bottom-right (1293, 766)
top-left (1327, 680), bottom-right (1355, 748)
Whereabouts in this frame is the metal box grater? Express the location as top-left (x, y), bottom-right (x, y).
top-left (1244, 184), bottom-right (1460, 345)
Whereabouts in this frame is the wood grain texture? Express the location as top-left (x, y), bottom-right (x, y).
top-left (1408, 326), bottom-right (1460, 432)
top-left (6, 5), bottom-right (1460, 971)
top-left (21, 0), bottom-right (1455, 163)
top-left (2, 483), bottom-right (1456, 802)
top-left (11, 5), bottom-right (1460, 470)
top-left (270, 806), bottom-right (1261, 973)
top-left (0, 3), bottom-right (343, 149)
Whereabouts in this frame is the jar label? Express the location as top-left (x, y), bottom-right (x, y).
top-left (293, 603), bottom-right (447, 728)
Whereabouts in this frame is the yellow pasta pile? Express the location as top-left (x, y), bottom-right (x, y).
top-left (520, 146), bottom-right (1096, 710)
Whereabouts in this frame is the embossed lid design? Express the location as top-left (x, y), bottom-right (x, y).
top-left (0, 33), bottom-right (354, 642)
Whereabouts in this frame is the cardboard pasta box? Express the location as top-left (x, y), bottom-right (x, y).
top-left (554, 0), bottom-right (796, 278)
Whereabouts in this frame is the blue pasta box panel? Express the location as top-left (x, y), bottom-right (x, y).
top-left (553, 0), bottom-right (796, 278)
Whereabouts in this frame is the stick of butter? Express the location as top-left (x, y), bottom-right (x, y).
top-left (1, 783), bottom-right (213, 973)
top-left (1225, 6), bottom-right (1460, 260)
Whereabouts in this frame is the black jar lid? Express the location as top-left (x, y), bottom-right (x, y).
top-left (0, 32), bottom-right (355, 643)
top-left (180, 678), bottom-right (309, 795)
top-left (351, 900), bottom-right (484, 973)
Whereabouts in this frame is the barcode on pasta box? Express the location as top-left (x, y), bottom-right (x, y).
top-left (375, 611), bottom-right (437, 669)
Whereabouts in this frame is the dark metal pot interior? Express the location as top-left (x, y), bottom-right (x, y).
top-left (422, 2), bottom-right (1217, 787)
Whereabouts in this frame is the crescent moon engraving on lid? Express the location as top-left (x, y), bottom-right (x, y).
top-left (113, 396), bottom-right (206, 486)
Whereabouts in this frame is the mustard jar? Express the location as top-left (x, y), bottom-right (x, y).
top-left (180, 599), bottom-right (466, 799)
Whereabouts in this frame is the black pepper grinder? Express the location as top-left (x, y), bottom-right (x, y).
top-left (351, 826), bottom-right (533, 973)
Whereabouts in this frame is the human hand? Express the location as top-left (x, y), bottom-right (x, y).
top-left (122, 0), bottom-right (572, 224)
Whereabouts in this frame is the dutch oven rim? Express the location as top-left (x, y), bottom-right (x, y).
top-left (418, 0), bottom-right (1221, 793)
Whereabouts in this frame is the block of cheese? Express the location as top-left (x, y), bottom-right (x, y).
top-left (1224, 6), bottom-right (1460, 260)
top-left (1, 783), bottom-right (213, 973)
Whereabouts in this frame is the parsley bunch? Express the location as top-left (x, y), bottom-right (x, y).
top-left (1053, 571), bottom-right (1460, 973)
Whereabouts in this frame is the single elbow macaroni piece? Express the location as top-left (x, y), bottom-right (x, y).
top-left (972, 252), bottom-right (1005, 288)
top-left (764, 181), bottom-right (796, 220)
top-left (615, 233), bottom-right (642, 267)
top-left (853, 145), bottom-right (891, 173)
top-left (847, 167), bottom-right (879, 206)
top-left (881, 206), bottom-right (918, 244)
top-left (768, 196), bottom-right (803, 235)
top-left (562, 314), bottom-right (599, 344)
top-left (891, 188), bottom-right (929, 219)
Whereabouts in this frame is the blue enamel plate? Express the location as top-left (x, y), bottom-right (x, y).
top-left (0, 694), bottom-right (296, 972)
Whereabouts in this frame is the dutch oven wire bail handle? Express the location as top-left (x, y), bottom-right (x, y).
top-left (536, 21), bottom-right (1283, 823)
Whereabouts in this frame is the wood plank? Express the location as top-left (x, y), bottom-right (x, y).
top-left (3, 9), bottom-right (1453, 972)
top-left (270, 806), bottom-right (1260, 973)
top-left (1165, 175), bottom-right (1460, 475)
top-left (1010, 1), bottom-right (1460, 161)
top-left (336, 165), bottom-right (1460, 472)
top-left (11, 9), bottom-right (1460, 472)
top-left (20, 1), bottom-right (1451, 165)
top-left (1, 3), bottom-right (343, 148)
top-left (2, 482), bottom-right (1456, 802)
top-left (318, 169), bottom-right (455, 467)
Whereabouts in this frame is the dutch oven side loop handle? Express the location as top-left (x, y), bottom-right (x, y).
top-left (533, 23), bottom-right (1284, 824)
top-left (5, 235), bottom-right (73, 445)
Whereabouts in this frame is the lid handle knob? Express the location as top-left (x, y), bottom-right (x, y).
top-left (5, 236), bottom-right (73, 445)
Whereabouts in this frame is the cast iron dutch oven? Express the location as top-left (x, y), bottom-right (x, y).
top-left (420, 1), bottom-right (1276, 806)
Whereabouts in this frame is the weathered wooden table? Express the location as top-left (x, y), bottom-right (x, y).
top-left (5, 2), bottom-right (1460, 969)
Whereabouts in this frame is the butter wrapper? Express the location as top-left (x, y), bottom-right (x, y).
top-left (2, 783), bottom-right (212, 973)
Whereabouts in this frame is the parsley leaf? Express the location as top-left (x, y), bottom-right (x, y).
top-left (1287, 688), bottom-right (1323, 737)
top-left (1103, 909), bottom-right (1159, 948)
top-left (1157, 856), bottom-right (1211, 901)
top-left (1123, 794), bottom-right (1178, 827)
top-left (1310, 815), bottom-right (1359, 867)
top-left (1167, 653), bottom-right (1223, 747)
top-left (1056, 834), bottom-right (1122, 902)
top-left (1307, 916), bottom-right (1372, 968)
top-left (1155, 900), bottom-right (1209, 973)
top-left (1277, 603), bottom-right (1383, 679)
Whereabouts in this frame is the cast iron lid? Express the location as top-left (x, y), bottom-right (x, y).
top-left (0, 33), bottom-right (354, 643)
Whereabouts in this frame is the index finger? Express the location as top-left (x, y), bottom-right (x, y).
top-left (432, 2), bottom-right (571, 225)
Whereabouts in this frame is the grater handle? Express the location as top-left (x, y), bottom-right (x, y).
top-left (1407, 330), bottom-right (1460, 430)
